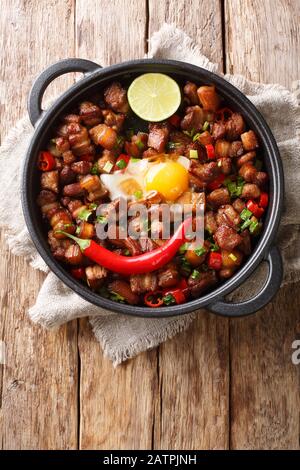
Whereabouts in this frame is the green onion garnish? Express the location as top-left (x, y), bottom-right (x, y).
top-left (91, 163), bottom-right (99, 175)
top-left (179, 242), bottom-right (189, 254)
top-left (110, 291), bottom-right (125, 303)
top-left (191, 269), bottom-right (201, 280)
top-left (240, 218), bottom-right (252, 231)
top-left (77, 208), bottom-right (92, 221)
top-left (189, 149), bottom-right (198, 159)
top-left (131, 157), bottom-right (141, 163)
top-left (162, 293), bottom-right (175, 305)
top-left (240, 208), bottom-right (252, 220)
top-left (202, 121), bottom-right (210, 131)
top-left (210, 242), bottom-right (219, 252)
top-left (229, 253), bottom-right (237, 262)
top-left (134, 190), bottom-right (143, 200)
top-left (136, 140), bottom-right (144, 151)
top-left (116, 159), bottom-right (126, 169)
top-left (103, 161), bottom-right (113, 173)
top-left (194, 246), bottom-right (206, 257)
top-left (192, 133), bottom-right (201, 142)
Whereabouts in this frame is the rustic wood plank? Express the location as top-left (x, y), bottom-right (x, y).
top-left (226, 0), bottom-right (300, 450)
top-left (148, 0), bottom-right (224, 69)
top-left (76, 0), bottom-right (159, 450)
top-left (148, 0), bottom-right (230, 450)
top-left (0, 0), bottom-right (78, 449)
top-left (78, 319), bottom-right (158, 450)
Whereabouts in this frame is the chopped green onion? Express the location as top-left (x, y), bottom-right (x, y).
top-left (249, 220), bottom-right (262, 234)
top-left (183, 128), bottom-right (195, 138)
top-left (75, 226), bottom-right (81, 235)
top-left (130, 157), bottom-right (141, 163)
top-left (89, 203), bottom-right (98, 210)
top-left (202, 121), bottom-right (210, 131)
top-left (136, 140), bottom-right (144, 150)
top-left (240, 208), bottom-right (252, 220)
top-left (163, 293), bottom-right (175, 306)
top-left (226, 178), bottom-right (245, 198)
top-left (210, 242), bottom-right (219, 252)
top-left (240, 218), bottom-right (252, 231)
top-left (179, 242), bottom-right (189, 254)
top-left (116, 135), bottom-right (124, 146)
top-left (96, 215), bottom-right (107, 224)
top-left (77, 208), bottom-right (92, 221)
top-left (123, 249), bottom-right (130, 256)
top-left (191, 269), bottom-right (201, 280)
top-left (189, 149), bottom-right (198, 159)
top-left (91, 163), bottom-right (99, 175)
top-left (229, 253), bottom-right (238, 262)
top-left (116, 158), bottom-right (127, 169)
top-left (110, 291), bottom-right (125, 303)
top-left (192, 132), bottom-right (201, 142)
top-left (194, 246), bottom-right (206, 257)
top-left (134, 190), bottom-right (143, 200)
top-left (103, 161), bottom-right (113, 173)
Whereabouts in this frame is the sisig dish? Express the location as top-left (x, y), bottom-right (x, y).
top-left (35, 73), bottom-right (270, 308)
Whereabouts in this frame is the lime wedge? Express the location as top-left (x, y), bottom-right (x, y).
top-left (127, 73), bottom-right (181, 122)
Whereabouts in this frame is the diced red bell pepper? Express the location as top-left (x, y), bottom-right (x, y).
top-left (38, 151), bottom-right (56, 171)
top-left (207, 252), bottom-right (222, 270)
top-left (168, 114), bottom-right (181, 128)
top-left (114, 154), bottom-right (131, 171)
top-left (246, 200), bottom-right (264, 218)
top-left (70, 267), bottom-right (86, 280)
top-left (207, 173), bottom-right (226, 191)
top-left (80, 154), bottom-right (94, 162)
top-left (259, 192), bottom-right (269, 208)
top-left (205, 144), bottom-right (215, 159)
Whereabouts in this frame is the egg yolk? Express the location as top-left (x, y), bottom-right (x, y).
top-left (145, 161), bottom-right (189, 201)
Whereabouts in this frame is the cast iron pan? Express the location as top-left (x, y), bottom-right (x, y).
top-left (22, 58), bottom-right (284, 317)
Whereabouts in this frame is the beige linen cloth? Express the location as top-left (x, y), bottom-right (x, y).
top-left (0, 24), bottom-right (299, 365)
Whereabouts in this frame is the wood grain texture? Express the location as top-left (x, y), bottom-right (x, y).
top-left (78, 319), bottom-right (158, 450)
top-left (76, 0), bottom-right (159, 450)
top-left (148, 0), bottom-right (224, 69)
top-left (226, 0), bottom-right (300, 450)
top-left (0, 0), bottom-right (78, 449)
top-left (148, 0), bottom-right (230, 450)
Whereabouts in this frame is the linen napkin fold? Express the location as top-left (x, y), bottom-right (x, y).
top-left (0, 24), bottom-right (299, 366)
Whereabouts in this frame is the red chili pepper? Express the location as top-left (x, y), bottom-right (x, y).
top-left (259, 192), bottom-right (269, 208)
top-left (205, 144), bottom-right (215, 160)
top-left (144, 291), bottom-right (164, 308)
top-left (177, 278), bottom-right (188, 290)
top-left (70, 267), bottom-right (86, 280)
top-left (114, 154), bottom-right (130, 171)
top-left (163, 288), bottom-right (186, 305)
top-left (246, 200), bottom-right (264, 218)
top-left (60, 217), bottom-right (192, 275)
top-left (215, 107), bottom-right (233, 122)
top-left (207, 173), bottom-right (226, 191)
top-left (168, 113), bottom-right (181, 128)
top-left (207, 252), bottom-right (222, 270)
top-left (80, 154), bottom-right (94, 162)
top-left (38, 151), bottom-right (56, 171)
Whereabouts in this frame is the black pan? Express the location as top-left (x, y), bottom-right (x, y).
top-left (21, 58), bottom-right (284, 317)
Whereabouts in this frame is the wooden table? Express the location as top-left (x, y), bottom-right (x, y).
top-left (0, 0), bottom-right (299, 450)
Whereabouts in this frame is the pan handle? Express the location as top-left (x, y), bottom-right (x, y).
top-left (208, 246), bottom-right (283, 317)
top-left (28, 58), bottom-right (101, 126)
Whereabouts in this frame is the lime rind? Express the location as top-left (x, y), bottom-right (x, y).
top-left (127, 73), bottom-right (181, 122)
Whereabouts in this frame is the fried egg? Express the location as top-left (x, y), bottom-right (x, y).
top-left (100, 155), bottom-right (190, 202)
